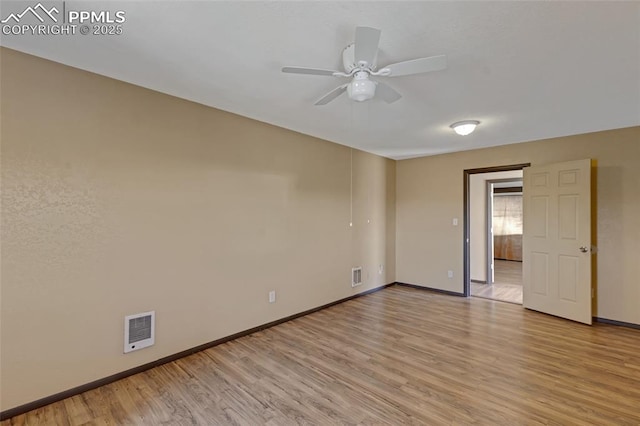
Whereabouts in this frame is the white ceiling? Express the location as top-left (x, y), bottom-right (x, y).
top-left (2, 1), bottom-right (639, 159)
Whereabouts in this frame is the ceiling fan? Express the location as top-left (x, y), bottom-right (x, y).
top-left (282, 26), bottom-right (447, 106)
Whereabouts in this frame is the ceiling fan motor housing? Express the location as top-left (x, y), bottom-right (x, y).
top-left (348, 71), bottom-right (376, 102)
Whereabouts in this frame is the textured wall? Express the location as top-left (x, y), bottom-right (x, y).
top-left (396, 126), bottom-right (640, 325)
top-left (0, 48), bottom-right (396, 411)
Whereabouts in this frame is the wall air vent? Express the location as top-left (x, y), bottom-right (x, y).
top-left (352, 267), bottom-right (363, 287)
top-left (124, 311), bottom-right (155, 353)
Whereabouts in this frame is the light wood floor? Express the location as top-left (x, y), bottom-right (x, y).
top-left (472, 260), bottom-right (523, 304)
top-left (494, 259), bottom-right (523, 286)
top-left (3, 285), bottom-right (640, 425)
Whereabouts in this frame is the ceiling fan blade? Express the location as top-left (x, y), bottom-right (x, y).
top-left (354, 26), bottom-right (381, 66)
top-left (383, 55), bottom-right (447, 77)
top-left (314, 84), bottom-right (348, 105)
top-left (375, 82), bottom-right (402, 103)
top-left (282, 67), bottom-right (339, 76)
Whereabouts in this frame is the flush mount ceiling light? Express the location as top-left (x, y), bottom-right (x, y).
top-left (450, 120), bottom-right (480, 136)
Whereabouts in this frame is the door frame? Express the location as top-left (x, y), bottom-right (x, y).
top-left (463, 163), bottom-right (530, 297)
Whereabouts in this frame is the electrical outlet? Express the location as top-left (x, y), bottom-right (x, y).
top-left (378, 264), bottom-right (384, 274)
top-left (447, 270), bottom-right (454, 279)
top-left (269, 290), bottom-right (276, 303)
top-left (452, 218), bottom-right (458, 226)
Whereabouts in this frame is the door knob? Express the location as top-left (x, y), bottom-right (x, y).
top-left (579, 246), bottom-right (589, 253)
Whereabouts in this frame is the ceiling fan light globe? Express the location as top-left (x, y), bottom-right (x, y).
top-left (347, 79), bottom-right (376, 102)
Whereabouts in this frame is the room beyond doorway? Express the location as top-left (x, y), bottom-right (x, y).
top-left (473, 179), bottom-right (524, 304)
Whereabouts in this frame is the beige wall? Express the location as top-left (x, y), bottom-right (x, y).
top-left (0, 48), bottom-right (396, 411)
top-left (396, 126), bottom-right (640, 325)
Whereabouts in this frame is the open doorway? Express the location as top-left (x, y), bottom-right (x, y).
top-left (463, 164), bottom-right (530, 303)
top-left (481, 178), bottom-right (523, 303)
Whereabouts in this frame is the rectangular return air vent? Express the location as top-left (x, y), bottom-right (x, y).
top-left (124, 311), bottom-right (155, 353)
top-left (352, 267), bottom-right (363, 287)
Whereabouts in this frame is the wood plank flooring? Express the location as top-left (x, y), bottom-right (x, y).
top-left (472, 260), bottom-right (523, 304)
top-left (3, 285), bottom-right (640, 425)
top-left (494, 259), bottom-right (523, 286)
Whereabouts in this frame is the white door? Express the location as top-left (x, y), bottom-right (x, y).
top-left (523, 159), bottom-right (592, 324)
